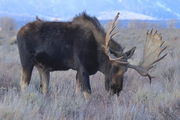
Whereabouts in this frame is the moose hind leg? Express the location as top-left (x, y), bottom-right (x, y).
top-left (36, 67), bottom-right (50, 94)
top-left (20, 66), bottom-right (33, 91)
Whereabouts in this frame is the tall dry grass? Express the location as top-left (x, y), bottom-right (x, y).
top-left (0, 28), bottom-right (179, 120)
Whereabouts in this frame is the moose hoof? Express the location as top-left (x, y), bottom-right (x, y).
top-left (40, 87), bottom-right (48, 95)
top-left (83, 91), bottom-right (91, 101)
top-left (75, 85), bottom-right (81, 94)
top-left (20, 81), bottom-right (28, 91)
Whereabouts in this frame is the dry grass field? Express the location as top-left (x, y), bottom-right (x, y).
top-left (0, 26), bottom-right (180, 120)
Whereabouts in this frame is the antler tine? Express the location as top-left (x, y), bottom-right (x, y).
top-left (150, 28), bottom-right (153, 34)
top-left (109, 13), bottom-right (120, 34)
top-left (154, 30), bottom-right (158, 35)
top-left (105, 12), bottom-right (120, 52)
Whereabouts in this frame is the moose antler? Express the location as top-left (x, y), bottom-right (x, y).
top-left (104, 12), bottom-right (128, 64)
top-left (105, 12), bottom-right (119, 53)
top-left (140, 29), bottom-right (167, 69)
top-left (128, 29), bottom-right (167, 83)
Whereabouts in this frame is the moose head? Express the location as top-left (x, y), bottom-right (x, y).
top-left (103, 13), bottom-right (167, 95)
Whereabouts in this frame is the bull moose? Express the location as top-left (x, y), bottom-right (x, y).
top-left (17, 12), bottom-right (167, 99)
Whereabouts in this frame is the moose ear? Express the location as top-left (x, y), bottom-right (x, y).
top-left (124, 47), bottom-right (136, 59)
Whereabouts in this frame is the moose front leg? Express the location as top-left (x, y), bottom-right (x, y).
top-left (76, 67), bottom-right (91, 100)
top-left (40, 71), bottom-right (50, 94)
top-left (75, 72), bottom-right (81, 93)
top-left (105, 76), bottom-right (110, 92)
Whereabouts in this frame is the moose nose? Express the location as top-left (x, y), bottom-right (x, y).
top-left (109, 88), bottom-right (120, 96)
top-left (110, 84), bottom-right (122, 96)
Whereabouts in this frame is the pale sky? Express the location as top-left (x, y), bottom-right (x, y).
top-left (0, 0), bottom-right (180, 19)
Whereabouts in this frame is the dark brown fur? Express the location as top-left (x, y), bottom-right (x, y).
top-left (72, 13), bottom-right (124, 56)
top-left (17, 13), bottom-right (133, 98)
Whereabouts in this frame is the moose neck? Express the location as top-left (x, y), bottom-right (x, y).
top-left (98, 52), bottom-right (112, 75)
